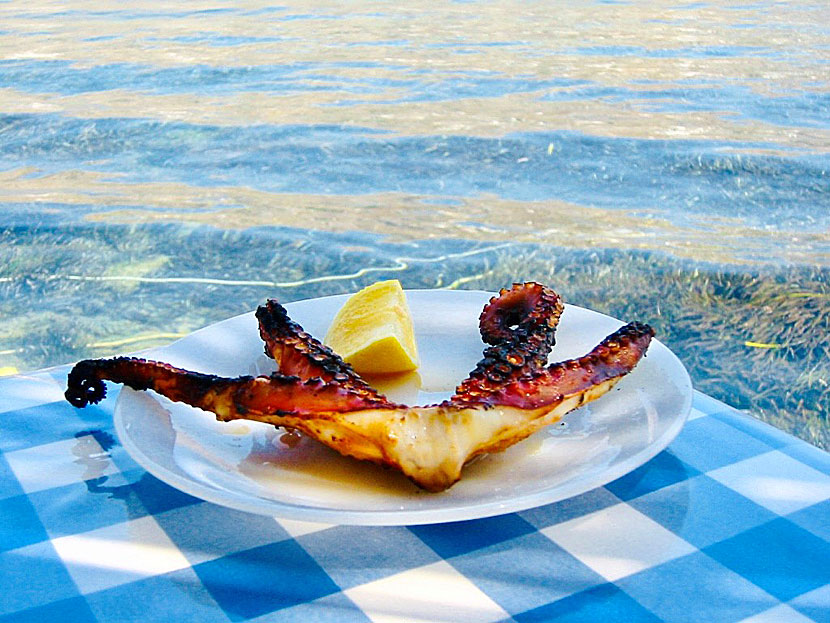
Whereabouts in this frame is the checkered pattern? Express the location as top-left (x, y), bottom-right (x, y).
top-left (1, 368), bottom-right (828, 622)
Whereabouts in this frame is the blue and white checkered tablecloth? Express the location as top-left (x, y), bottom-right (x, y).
top-left (1, 366), bottom-right (828, 623)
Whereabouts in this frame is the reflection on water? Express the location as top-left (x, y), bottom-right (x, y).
top-left (0, 1), bottom-right (828, 448)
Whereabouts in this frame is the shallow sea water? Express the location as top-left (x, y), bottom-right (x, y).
top-left (0, 1), bottom-right (828, 447)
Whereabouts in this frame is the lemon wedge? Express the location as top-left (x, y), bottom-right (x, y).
top-left (324, 280), bottom-right (419, 375)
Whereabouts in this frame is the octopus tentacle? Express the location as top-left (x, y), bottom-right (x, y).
top-left (64, 357), bottom-right (391, 417)
top-left (256, 299), bottom-right (392, 404)
top-left (452, 282), bottom-right (563, 405)
top-left (481, 322), bottom-right (655, 410)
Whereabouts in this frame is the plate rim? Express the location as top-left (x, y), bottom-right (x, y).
top-left (113, 288), bottom-right (693, 526)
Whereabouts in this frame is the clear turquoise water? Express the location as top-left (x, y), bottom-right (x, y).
top-left (0, 1), bottom-right (828, 446)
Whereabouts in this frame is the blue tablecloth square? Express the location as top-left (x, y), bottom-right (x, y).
top-left (249, 592), bottom-right (371, 623)
top-left (0, 595), bottom-right (97, 623)
top-left (0, 494), bottom-right (50, 553)
top-left (125, 469), bottom-right (202, 516)
top-left (154, 502), bottom-right (291, 565)
top-left (666, 415), bottom-right (774, 474)
top-left (781, 439), bottom-right (830, 474)
top-left (193, 538), bottom-right (340, 621)
top-left (786, 499), bottom-right (830, 543)
top-left (0, 541), bottom-right (83, 616)
top-left (626, 474), bottom-right (777, 549)
top-left (605, 449), bottom-right (700, 501)
top-left (788, 584), bottom-right (830, 622)
top-left (511, 582), bottom-right (661, 623)
top-left (711, 408), bottom-right (795, 451)
top-left (297, 525), bottom-right (440, 590)
top-left (25, 471), bottom-right (155, 539)
top-left (447, 531), bottom-right (607, 616)
top-left (0, 401), bottom-right (111, 453)
top-left (615, 550), bottom-right (779, 623)
top-left (519, 486), bottom-right (621, 530)
top-left (703, 517), bottom-right (830, 602)
top-left (83, 567), bottom-right (231, 623)
top-left (409, 512), bottom-right (536, 559)
top-left (0, 454), bottom-right (24, 500)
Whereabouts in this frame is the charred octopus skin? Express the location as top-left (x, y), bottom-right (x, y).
top-left (65, 282), bottom-right (654, 492)
top-left (452, 282), bottom-right (563, 407)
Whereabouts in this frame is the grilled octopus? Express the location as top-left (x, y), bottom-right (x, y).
top-left (65, 282), bottom-right (654, 491)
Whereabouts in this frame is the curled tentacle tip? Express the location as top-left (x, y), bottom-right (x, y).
top-left (65, 361), bottom-right (107, 407)
top-left (64, 377), bottom-right (107, 407)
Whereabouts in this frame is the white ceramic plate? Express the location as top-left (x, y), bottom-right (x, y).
top-left (114, 289), bottom-right (692, 525)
